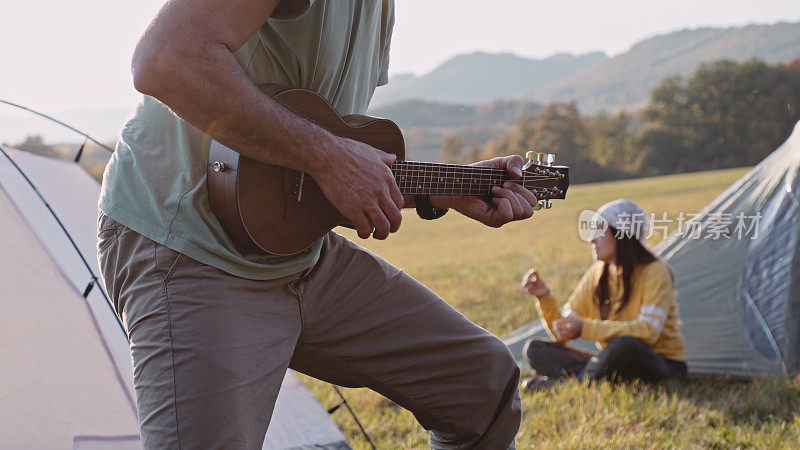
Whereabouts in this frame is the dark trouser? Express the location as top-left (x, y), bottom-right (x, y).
top-left (97, 213), bottom-right (521, 449)
top-left (524, 336), bottom-right (687, 383)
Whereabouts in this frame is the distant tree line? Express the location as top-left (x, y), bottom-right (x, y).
top-left (12, 135), bottom-right (61, 159)
top-left (11, 57), bottom-right (800, 185)
top-left (442, 57), bottom-right (800, 183)
top-left (9, 135), bottom-right (113, 181)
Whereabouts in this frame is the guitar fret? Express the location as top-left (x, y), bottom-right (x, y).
top-left (393, 161), bottom-right (514, 196)
top-left (389, 160), bottom-right (562, 199)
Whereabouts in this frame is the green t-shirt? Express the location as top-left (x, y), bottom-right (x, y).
top-left (99, 0), bottom-right (394, 280)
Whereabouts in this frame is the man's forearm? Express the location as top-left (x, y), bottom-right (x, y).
top-left (131, 1), bottom-right (338, 178)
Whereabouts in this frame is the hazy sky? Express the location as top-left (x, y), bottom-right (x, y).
top-left (2, 0), bottom-right (799, 115)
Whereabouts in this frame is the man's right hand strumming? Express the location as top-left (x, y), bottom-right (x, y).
top-left (313, 136), bottom-right (404, 241)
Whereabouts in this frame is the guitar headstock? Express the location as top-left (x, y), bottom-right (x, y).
top-left (521, 151), bottom-right (570, 209)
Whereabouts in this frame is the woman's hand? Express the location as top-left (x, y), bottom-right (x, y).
top-left (552, 316), bottom-right (583, 340)
top-left (521, 268), bottom-right (550, 298)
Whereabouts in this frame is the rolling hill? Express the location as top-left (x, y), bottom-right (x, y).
top-left (369, 51), bottom-right (606, 109)
top-left (370, 21), bottom-right (800, 113)
top-left (533, 22), bottom-right (800, 112)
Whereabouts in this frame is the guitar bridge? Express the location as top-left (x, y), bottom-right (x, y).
top-left (294, 172), bottom-right (306, 202)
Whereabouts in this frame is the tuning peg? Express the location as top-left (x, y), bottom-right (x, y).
top-left (533, 152), bottom-right (556, 166)
top-left (524, 150), bottom-right (537, 170)
top-left (541, 153), bottom-right (556, 166)
top-left (536, 199), bottom-right (552, 210)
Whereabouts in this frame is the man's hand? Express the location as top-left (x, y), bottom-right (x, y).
top-left (431, 155), bottom-right (536, 227)
top-left (313, 137), bottom-right (404, 240)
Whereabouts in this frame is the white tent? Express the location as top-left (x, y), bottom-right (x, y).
top-left (655, 122), bottom-right (800, 377)
top-left (504, 121), bottom-right (800, 378)
top-left (0, 146), bottom-right (348, 448)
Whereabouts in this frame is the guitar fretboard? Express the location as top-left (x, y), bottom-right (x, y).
top-left (392, 161), bottom-right (558, 196)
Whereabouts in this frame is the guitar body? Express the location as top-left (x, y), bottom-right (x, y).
top-left (208, 84), bottom-right (405, 255)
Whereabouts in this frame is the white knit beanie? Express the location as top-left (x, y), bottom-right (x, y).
top-left (594, 198), bottom-right (650, 242)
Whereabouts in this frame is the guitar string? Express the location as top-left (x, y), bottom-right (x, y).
top-left (302, 179), bottom-right (563, 197)
top-left (393, 161), bottom-right (564, 171)
top-left (392, 173), bottom-right (562, 193)
top-left (391, 183), bottom-right (563, 196)
top-left (391, 164), bottom-right (564, 192)
top-left (391, 168), bottom-right (558, 178)
top-left (301, 185), bottom-right (562, 198)
top-left (391, 165), bottom-right (562, 180)
top-left (392, 177), bottom-right (561, 190)
top-left (391, 166), bottom-right (560, 176)
top-left (300, 161), bottom-right (565, 197)
top-left (391, 162), bottom-right (564, 178)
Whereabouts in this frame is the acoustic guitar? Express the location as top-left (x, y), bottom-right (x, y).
top-left (207, 84), bottom-right (570, 255)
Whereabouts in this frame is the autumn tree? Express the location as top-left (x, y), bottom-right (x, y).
top-left (439, 135), bottom-right (466, 163)
top-left (588, 111), bottom-right (638, 174)
top-left (465, 142), bottom-right (482, 163)
top-left (640, 58), bottom-right (800, 174)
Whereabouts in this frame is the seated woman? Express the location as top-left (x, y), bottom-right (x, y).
top-left (520, 199), bottom-right (686, 389)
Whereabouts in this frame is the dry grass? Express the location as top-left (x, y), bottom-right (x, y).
top-left (298, 167), bottom-right (800, 448)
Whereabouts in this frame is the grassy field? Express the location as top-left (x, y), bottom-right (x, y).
top-left (299, 167), bottom-right (800, 448)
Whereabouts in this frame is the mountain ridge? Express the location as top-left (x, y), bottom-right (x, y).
top-left (530, 21), bottom-right (800, 111)
top-left (5, 21), bottom-right (798, 145)
top-left (369, 51), bottom-right (607, 108)
top-left (371, 21), bottom-right (800, 113)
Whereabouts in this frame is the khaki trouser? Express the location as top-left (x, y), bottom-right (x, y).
top-left (97, 213), bottom-right (521, 449)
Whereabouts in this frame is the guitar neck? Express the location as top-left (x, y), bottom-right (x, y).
top-left (392, 161), bottom-right (558, 197)
top-left (207, 84), bottom-right (572, 256)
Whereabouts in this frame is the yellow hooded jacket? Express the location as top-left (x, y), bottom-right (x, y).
top-left (536, 259), bottom-right (685, 361)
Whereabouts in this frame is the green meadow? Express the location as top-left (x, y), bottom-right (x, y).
top-left (300, 167), bottom-right (800, 448)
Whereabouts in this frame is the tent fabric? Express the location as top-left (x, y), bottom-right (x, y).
top-left (0, 148), bottom-right (134, 391)
top-left (504, 121), bottom-right (800, 378)
top-left (0, 187), bottom-right (140, 448)
top-left (0, 147), bottom-right (348, 448)
top-left (655, 122), bottom-right (800, 377)
top-left (264, 372), bottom-right (351, 450)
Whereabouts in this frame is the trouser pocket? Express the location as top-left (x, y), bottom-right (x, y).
top-left (97, 212), bottom-right (121, 254)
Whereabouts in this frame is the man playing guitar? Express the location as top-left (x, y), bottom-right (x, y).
top-left (98, 0), bottom-right (534, 447)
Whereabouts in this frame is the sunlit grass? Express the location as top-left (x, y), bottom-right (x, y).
top-left (299, 167), bottom-right (800, 448)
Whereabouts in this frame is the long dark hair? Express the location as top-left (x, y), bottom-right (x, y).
top-left (594, 226), bottom-right (658, 319)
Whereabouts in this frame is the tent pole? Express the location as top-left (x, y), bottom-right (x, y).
top-left (0, 99), bottom-right (114, 153)
top-left (0, 144), bottom-right (126, 338)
